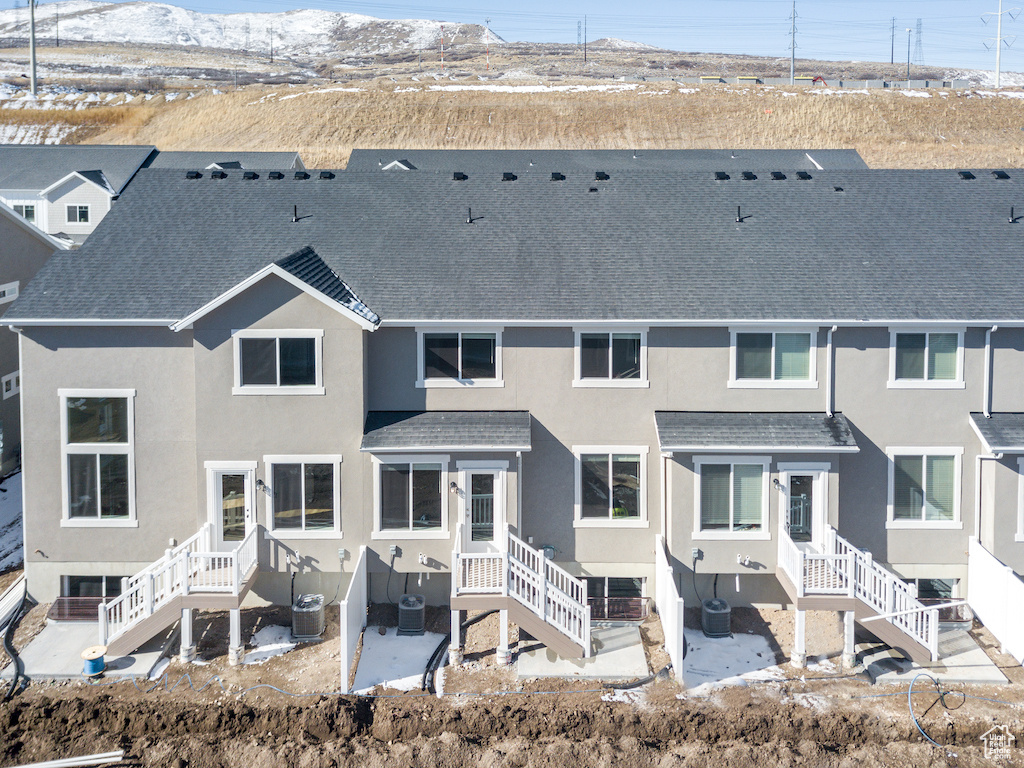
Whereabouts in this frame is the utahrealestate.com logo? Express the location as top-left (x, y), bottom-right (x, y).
top-left (981, 724), bottom-right (1016, 761)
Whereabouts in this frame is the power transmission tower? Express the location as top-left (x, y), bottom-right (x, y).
top-left (244, 20), bottom-right (250, 52)
top-left (28, 0), bottom-right (36, 95)
top-left (485, 17), bottom-right (490, 71)
top-left (268, 25), bottom-right (273, 63)
top-left (913, 19), bottom-right (923, 65)
top-left (789, 0), bottom-right (797, 85)
top-left (577, 20), bottom-right (581, 49)
top-left (983, 0), bottom-right (1020, 88)
top-left (584, 15), bottom-right (587, 63)
top-left (890, 17), bottom-right (896, 64)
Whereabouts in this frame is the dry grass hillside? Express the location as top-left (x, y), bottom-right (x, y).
top-left (6, 78), bottom-right (1024, 168)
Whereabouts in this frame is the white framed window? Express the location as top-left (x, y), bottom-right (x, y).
top-left (263, 455), bottom-right (342, 538)
top-left (573, 328), bottom-right (649, 388)
top-left (13, 204), bottom-right (34, 223)
top-left (886, 447), bottom-right (963, 529)
top-left (1016, 458), bottom-right (1024, 542)
top-left (2, 371), bottom-right (19, 399)
top-left (416, 328), bottom-right (503, 387)
top-left (66, 204), bottom-right (89, 223)
top-left (61, 574), bottom-right (127, 598)
top-left (693, 455), bottom-right (771, 540)
top-left (729, 328), bottom-right (817, 388)
top-left (0, 281), bottom-right (19, 306)
top-left (573, 446), bottom-right (648, 528)
top-left (372, 454), bottom-right (450, 539)
top-left (232, 329), bottom-right (324, 395)
top-left (60, 389), bottom-right (137, 527)
top-left (888, 329), bottom-right (965, 389)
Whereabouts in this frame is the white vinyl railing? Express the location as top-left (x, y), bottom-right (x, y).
top-left (778, 524), bottom-right (938, 660)
top-left (654, 535), bottom-right (685, 678)
top-left (452, 523), bottom-right (591, 656)
top-left (99, 523), bottom-right (259, 646)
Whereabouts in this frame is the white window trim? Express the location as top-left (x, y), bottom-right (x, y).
top-left (2, 370), bottom-right (19, 400)
top-left (66, 204), bottom-right (90, 224)
top-left (59, 388), bottom-right (138, 528)
top-left (572, 327), bottom-right (650, 388)
top-left (572, 445), bottom-right (649, 528)
top-left (887, 328), bottom-right (966, 390)
top-left (371, 454), bottom-right (451, 539)
top-left (231, 328), bottom-right (325, 396)
top-left (0, 281), bottom-right (19, 306)
top-left (415, 327), bottom-right (504, 388)
top-left (692, 454), bottom-right (772, 540)
top-left (885, 446), bottom-right (964, 529)
top-left (728, 327), bottom-right (818, 389)
top-left (1016, 458), bottom-right (1024, 542)
top-left (262, 454), bottom-right (343, 539)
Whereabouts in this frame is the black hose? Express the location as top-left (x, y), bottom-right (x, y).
top-left (602, 664), bottom-right (673, 690)
top-left (421, 609), bottom-right (500, 693)
top-left (2, 581), bottom-right (34, 702)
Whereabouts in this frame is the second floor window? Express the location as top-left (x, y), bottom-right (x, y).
top-left (891, 331), bottom-right (962, 387)
top-left (731, 330), bottom-right (814, 385)
top-left (66, 205), bottom-right (89, 223)
top-left (13, 204), bottom-right (34, 222)
top-left (232, 330), bottom-right (324, 395)
top-left (417, 329), bottom-right (502, 387)
top-left (573, 329), bottom-right (648, 387)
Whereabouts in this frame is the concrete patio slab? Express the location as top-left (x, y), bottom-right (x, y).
top-left (861, 629), bottom-right (1008, 686)
top-left (516, 624), bottom-right (648, 681)
top-left (1, 621), bottom-right (174, 681)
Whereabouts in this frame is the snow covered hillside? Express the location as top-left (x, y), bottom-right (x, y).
top-left (0, 0), bottom-right (501, 57)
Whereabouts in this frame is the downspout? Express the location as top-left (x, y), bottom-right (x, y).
top-left (984, 325), bottom-right (998, 419)
top-left (975, 452), bottom-right (1003, 541)
top-left (516, 450), bottom-right (522, 532)
top-left (825, 325), bottom-right (837, 417)
top-left (660, 452), bottom-right (670, 542)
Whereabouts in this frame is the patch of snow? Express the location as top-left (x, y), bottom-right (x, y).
top-left (787, 692), bottom-right (830, 711)
top-left (591, 37), bottom-right (660, 51)
top-left (810, 88), bottom-right (869, 96)
top-left (0, 473), bottom-right (23, 573)
top-left (149, 657), bottom-right (171, 680)
top-left (352, 626), bottom-right (445, 693)
top-left (681, 631), bottom-right (778, 695)
top-left (428, 83), bottom-right (638, 94)
top-left (900, 90), bottom-right (932, 98)
top-left (601, 687), bottom-right (647, 705)
top-left (243, 625), bottom-right (297, 664)
top-left (807, 656), bottom-right (838, 673)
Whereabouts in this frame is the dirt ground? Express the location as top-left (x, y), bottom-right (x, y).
top-left (4, 601), bottom-right (1024, 766)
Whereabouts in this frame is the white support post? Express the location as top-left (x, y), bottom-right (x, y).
top-left (144, 573), bottom-right (155, 616)
top-left (228, 607), bottom-right (243, 666)
top-left (180, 608), bottom-right (196, 662)
top-left (496, 609), bottom-right (511, 665)
top-left (98, 600), bottom-right (107, 645)
top-left (538, 548), bottom-right (548, 619)
top-left (448, 609), bottom-right (463, 666)
top-left (846, 553), bottom-right (856, 598)
top-left (182, 552), bottom-right (191, 595)
top-left (791, 609), bottom-right (807, 667)
top-left (842, 610), bottom-right (856, 669)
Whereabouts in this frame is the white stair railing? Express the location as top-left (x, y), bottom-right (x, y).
top-left (452, 525), bottom-right (591, 656)
top-left (777, 525), bottom-right (939, 660)
top-left (100, 524), bottom-right (259, 647)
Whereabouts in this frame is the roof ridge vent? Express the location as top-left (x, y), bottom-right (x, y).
top-left (243, 171), bottom-right (258, 180)
top-left (741, 171), bottom-right (756, 181)
top-left (319, 171), bottom-right (335, 180)
top-left (269, 171), bottom-right (284, 180)
top-left (595, 171), bottom-right (610, 181)
top-left (502, 172), bottom-right (517, 181)
top-left (958, 171), bottom-right (975, 180)
top-left (295, 171), bottom-right (310, 180)
top-left (211, 170), bottom-right (227, 180)
top-left (770, 171), bottom-right (786, 181)
top-left (551, 172), bottom-right (565, 181)
top-left (185, 170), bottom-right (201, 179)
top-left (453, 171), bottom-right (468, 181)
top-left (714, 171), bottom-right (729, 181)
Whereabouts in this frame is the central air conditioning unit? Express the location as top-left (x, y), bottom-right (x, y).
top-left (291, 593), bottom-right (325, 640)
top-left (397, 593), bottom-right (426, 636)
top-left (701, 597), bottom-right (731, 638)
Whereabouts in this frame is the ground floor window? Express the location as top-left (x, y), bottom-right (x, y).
top-left (378, 460), bottom-right (445, 533)
top-left (583, 576), bottom-right (648, 620)
top-left (265, 456), bottom-right (341, 534)
top-left (693, 456), bottom-right (770, 535)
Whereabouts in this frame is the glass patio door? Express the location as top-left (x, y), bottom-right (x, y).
top-left (208, 466), bottom-right (255, 551)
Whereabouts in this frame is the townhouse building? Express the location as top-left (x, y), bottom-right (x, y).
top-left (5, 159), bottom-right (1024, 666)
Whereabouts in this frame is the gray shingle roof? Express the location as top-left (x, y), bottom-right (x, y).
top-left (361, 411), bottom-right (532, 452)
top-left (275, 247), bottom-right (380, 325)
top-left (9, 167), bottom-right (1024, 324)
top-left (0, 144), bottom-right (155, 193)
top-left (346, 148), bottom-right (868, 173)
top-left (144, 151), bottom-right (305, 171)
top-left (970, 413), bottom-right (1024, 452)
top-left (655, 412), bottom-right (858, 452)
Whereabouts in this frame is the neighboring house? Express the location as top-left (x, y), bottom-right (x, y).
top-left (0, 145), bottom-right (305, 245)
top-left (0, 202), bottom-right (70, 475)
top-left (5, 160), bottom-right (1024, 669)
top-left (345, 148), bottom-right (869, 173)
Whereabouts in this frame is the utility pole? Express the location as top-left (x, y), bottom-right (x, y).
top-left (890, 17), bottom-right (895, 64)
top-left (906, 27), bottom-right (912, 81)
top-left (268, 24), bottom-right (273, 63)
top-left (29, 0), bottom-right (36, 96)
top-left (584, 15), bottom-right (587, 63)
top-left (983, 0), bottom-right (1020, 89)
top-left (55, 7), bottom-right (59, 48)
top-left (789, 0), bottom-right (797, 85)
top-left (485, 17), bottom-right (490, 71)
top-left (440, 24), bottom-right (444, 71)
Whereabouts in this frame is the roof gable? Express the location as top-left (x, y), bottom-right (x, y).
top-left (0, 201), bottom-right (72, 251)
top-left (40, 170), bottom-right (115, 197)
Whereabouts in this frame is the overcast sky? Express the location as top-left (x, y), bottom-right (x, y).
top-left (44, 0), bottom-right (1024, 71)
